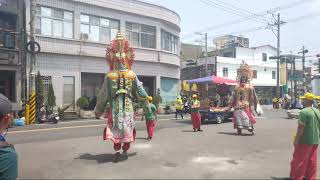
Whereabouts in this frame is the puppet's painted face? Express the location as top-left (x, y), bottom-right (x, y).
top-left (240, 76), bottom-right (248, 85)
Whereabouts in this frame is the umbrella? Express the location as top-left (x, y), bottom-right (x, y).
top-left (187, 75), bottom-right (237, 85)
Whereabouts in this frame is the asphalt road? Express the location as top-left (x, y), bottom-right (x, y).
top-left (8, 109), bottom-right (319, 179)
top-left (7, 118), bottom-right (191, 144)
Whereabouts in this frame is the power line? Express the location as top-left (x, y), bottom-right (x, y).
top-left (199, 0), bottom-right (268, 24)
top-left (185, 11), bottom-right (320, 44)
top-left (205, 0), bottom-right (270, 22)
top-left (188, 25), bottom-right (268, 43)
top-left (182, 0), bottom-right (315, 40)
top-left (286, 12), bottom-right (320, 23)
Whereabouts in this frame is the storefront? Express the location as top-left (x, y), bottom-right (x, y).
top-left (255, 86), bottom-right (276, 105)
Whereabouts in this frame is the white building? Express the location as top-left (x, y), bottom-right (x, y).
top-left (25, 0), bottom-right (181, 110)
top-left (216, 45), bottom-right (278, 86)
top-left (181, 45), bottom-right (278, 103)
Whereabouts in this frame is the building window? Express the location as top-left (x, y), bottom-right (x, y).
top-left (161, 30), bottom-right (179, 54)
top-left (0, 12), bottom-right (16, 49)
top-left (41, 76), bottom-right (52, 103)
top-left (80, 14), bottom-right (119, 43)
top-left (125, 22), bottom-right (156, 49)
top-left (262, 53), bottom-right (267, 61)
top-left (252, 70), bottom-right (257, 79)
top-left (36, 6), bottom-right (73, 38)
top-left (272, 71), bottom-right (276, 79)
top-left (223, 67), bottom-right (228, 77)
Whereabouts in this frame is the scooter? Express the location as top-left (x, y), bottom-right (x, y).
top-left (47, 112), bottom-right (59, 124)
top-left (37, 112), bottom-right (59, 124)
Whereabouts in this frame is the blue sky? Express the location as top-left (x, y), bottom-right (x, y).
top-left (145, 0), bottom-right (320, 58)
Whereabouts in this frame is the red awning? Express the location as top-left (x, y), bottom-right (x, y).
top-left (212, 76), bottom-right (237, 85)
top-left (187, 75), bottom-right (237, 85)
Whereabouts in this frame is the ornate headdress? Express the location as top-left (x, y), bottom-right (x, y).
top-left (237, 61), bottom-right (252, 81)
top-left (106, 33), bottom-right (135, 70)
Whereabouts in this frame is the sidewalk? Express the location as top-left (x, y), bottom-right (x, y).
top-left (9, 113), bottom-right (190, 132)
top-left (10, 107), bottom-right (276, 132)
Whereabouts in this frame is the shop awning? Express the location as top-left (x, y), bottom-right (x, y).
top-left (187, 75), bottom-right (237, 85)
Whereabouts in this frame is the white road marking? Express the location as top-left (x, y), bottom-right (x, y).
top-left (133, 143), bottom-right (152, 149)
top-left (8, 124), bottom-right (105, 134)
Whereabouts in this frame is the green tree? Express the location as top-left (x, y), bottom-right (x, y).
top-left (153, 88), bottom-right (162, 108)
top-left (35, 71), bottom-right (44, 119)
top-left (47, 83), bottom-right (56, 112)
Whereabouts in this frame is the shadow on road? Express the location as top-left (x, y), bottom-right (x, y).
top-left (174, 120), bottom-right (192, 125)
top-left (218, 132), bottom-right (254, 136)
top-left (76, 152), bottom-right (137, 163)
top-left (181, 130), bottom-right (195, 133)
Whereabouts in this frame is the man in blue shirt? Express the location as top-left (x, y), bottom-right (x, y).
top-left (0, 94), bottom-right (18, 180)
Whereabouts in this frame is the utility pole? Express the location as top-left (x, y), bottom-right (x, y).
top-left (290, 51), bottom-right (293, 99)
top-left (214, 42), bottom-right (218, 76)
top-left (293, 57), bottom-right (297, 99)
top-left (318, 61), bottom-right (320, 73)
top-left (269, 13), bottom-right (285, 99)
top-left (317, 54), bottom-right (320, 73)
top-left (298, 46), bottom-right (308, 93)
top-left (276, 13), bottom-right (281, 98)
top-left (29, 0), bottom-right (37, 95)
top-left (195, 32), bottom-right (208, 77)
top-left (205, 33), bottom-right (208, 77)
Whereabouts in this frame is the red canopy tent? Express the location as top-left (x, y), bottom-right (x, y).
top-left (187, 75), bottom-right (237, 85)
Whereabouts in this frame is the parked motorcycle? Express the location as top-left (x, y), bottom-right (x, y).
top-left (37, 112), bottom-right (59, 124)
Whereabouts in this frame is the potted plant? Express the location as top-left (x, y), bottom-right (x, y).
top-left (57, 103), bottom-right (73, 121)
top-left (76, 96), bottom-right (89, 118)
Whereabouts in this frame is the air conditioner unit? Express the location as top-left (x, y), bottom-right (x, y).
top-left (80, 33), bottom-right (89, 41)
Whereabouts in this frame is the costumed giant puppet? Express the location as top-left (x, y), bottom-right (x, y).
top-left (95, 33), bottom-right (148, 162)
top-left (228, 62), bottom-right (263, 135)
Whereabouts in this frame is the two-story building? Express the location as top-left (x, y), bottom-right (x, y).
top-left (181, 45), bottom-right (278, 103)
top-left (25, 0), bottom-right (181, 110)
top-left (0, 0), bottom-right (25, 107)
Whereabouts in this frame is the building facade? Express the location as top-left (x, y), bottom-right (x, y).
top-left (181, 44), bottom-right (278, 104)
top-left (213, 35), bottom-right (249, 50)
top-left (180, 43), bottom-right (203, 61)
top-left (0, 0), bottom-right (25, 107)
top-left (25, 0), bottom-right (181, 109)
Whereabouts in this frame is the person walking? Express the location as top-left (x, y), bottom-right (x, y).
top-left (142, 96), bottom-right (157, 140)
top-left (290, 92), bottom-right (320, 180)
top-left (191, 94), bottom-right (202, 132)
top-left (0, 94), bottom-right (18, 180)
top-left (175, 97), bottom-right (184, 120)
